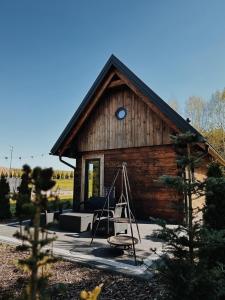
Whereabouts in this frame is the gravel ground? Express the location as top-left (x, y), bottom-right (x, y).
top-left (0, 243), bottom-right (159, 300)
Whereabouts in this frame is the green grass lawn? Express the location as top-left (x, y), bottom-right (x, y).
top-left (53, 179), bottom-right (73, 191)
top-left (9, 178), bottom-right (73, 216)
top-left (10, 196), bottom-right (73, 216)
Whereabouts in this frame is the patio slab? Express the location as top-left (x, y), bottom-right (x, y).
top-left (0, 220), bottom-right (164, 279)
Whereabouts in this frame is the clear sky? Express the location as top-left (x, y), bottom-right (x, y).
top-left (0, 0), bottom-right (225, 170)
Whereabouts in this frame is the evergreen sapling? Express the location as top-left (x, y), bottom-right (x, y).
top-left (14, 166), bottom-right (57, 300)
top-left (152, 132), bottom-right (219, 300)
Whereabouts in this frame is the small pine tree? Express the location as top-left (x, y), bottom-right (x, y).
top-left (0, 174), bottom-right (11, 219)
top-left (15, 164), bottom-right (32, 218)
top-left (14, 166), bottom-right (57, 300)
top-left (203, 162), bottom-right (225, 230)
top-left (200, 162), bottom-right (225, 268)
top-left (13, 165), bottom-right (32, 249)
top-left (152, 132), bottom-right (225, 300)
top-left (158, 132), bottom-right (205, 260)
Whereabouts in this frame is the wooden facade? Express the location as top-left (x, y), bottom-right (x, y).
top-left (74, 145), bottom-right (183, 221)
top-left (72, 84), bottom-right (182, 221)
top-left (51, 55), bottom-right (225, 223)
top-left (75, 86), bottom-right (173, 152)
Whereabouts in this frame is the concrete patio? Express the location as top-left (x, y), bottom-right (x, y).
top-left (0, 219), bottom-right (164, 279)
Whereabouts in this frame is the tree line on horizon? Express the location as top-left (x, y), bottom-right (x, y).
top-left (168, 87), bottom-right (225, 159)
top-left (0, 167), bottom-right (74, 180)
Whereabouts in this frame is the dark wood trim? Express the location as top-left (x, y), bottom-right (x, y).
top-left (107, 79), bottom-right (125, 89)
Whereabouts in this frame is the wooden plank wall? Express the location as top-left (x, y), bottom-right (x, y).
top-left (75, 86), bottom-right (173, 152)
top-left (73, 145), bottom-right (183, 222)
top-left (192, 158), bottom-right (209, 220)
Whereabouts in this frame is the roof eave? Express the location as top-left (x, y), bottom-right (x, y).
top-left (50, 55), bottom-right (117, 155)
top-left (207, 143), bottom-right (225, 166)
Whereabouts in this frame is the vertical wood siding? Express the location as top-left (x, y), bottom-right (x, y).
top-left (75, 86), bottom-right (173, 152)
top-left (74, 145), bottom-right (183, 222)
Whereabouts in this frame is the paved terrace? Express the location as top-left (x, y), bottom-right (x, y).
top-left (0, 220), bottom-right (165, 279)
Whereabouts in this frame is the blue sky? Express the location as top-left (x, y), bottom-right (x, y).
top-left (0, 0), bottom-right (225, 170)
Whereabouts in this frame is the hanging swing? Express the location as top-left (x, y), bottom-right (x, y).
top-left (90, 162), bottom-right (141, 265)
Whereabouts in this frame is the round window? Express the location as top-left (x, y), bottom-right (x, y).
top-left (115, 107), bottom-right (127, 120)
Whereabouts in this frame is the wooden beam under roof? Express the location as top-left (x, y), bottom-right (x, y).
top-left (107, 79), bottom-right (126, 89)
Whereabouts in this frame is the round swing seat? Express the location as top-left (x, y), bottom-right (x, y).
top-left (107, 235), bottom-right (138, 249)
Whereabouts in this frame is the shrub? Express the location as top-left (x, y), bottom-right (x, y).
top-left (15, 164), bottom-right (32, 219)
top-left (0, 174), bottom-right (11, 219)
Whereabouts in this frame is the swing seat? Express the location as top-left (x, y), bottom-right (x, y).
top-left (107, 235), bottom-right (138, 249)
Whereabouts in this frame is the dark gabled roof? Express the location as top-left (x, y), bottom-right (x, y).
top-left (50, 54), bottom-right (202, 156)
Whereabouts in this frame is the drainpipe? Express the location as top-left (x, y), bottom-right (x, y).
top-left (59, 156), bottom-right (75, 170)
top-left (59, 156), bottom-right (77, 211)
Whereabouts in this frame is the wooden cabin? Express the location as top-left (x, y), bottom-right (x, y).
top-left (50, 55), bottom-right (225, 223)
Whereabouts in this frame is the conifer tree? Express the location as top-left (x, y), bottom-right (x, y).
top-left (157, 132), bottom-right (205, 259)
top-left (200, 162), bottom-right (225, 267)
top-left (13, 165), bottom-right (32, 249)
top-left (0, 174), bottom-right (11, 219)
top-left (14, 166), bottom-right (57, 300)
top-left (152, 132), bottom-right (222, 300)
top-left (203, 162), bottom-right (225, 230)
top-left (16, 164), bottom-right (32, 218)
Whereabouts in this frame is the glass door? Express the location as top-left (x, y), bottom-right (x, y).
top-left (84, 159), bottom-right (100, 201)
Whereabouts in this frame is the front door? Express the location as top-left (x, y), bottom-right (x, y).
top-left (84, 159), bottom-right (101, 201)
